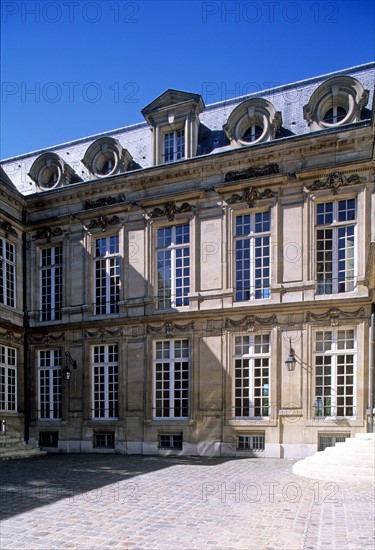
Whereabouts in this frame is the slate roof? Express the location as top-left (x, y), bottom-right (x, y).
top-left (1, 63), bottom-right (374, 196)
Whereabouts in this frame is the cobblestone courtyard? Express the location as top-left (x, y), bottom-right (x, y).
top-left (0, 454), bottom-right (374, 549)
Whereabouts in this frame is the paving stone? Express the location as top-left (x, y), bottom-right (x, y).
top-left (0, 454), bottom-right (374, 549)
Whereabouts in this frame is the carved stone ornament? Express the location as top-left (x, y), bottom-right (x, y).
top-left (0, 330), bottom-right (23, 344)
top-left (305, 172), bottom-right (365, 195)
top-left (224, 163), bottom-right (279, 183)
top-left (226, 314), bottom-right (277, 332)
top-left (84, 193), bottom-right (126, 210)
top-left (0, 220), bottom-right (18, 238)
top-left (33, 227), bottom-right (63, 242)
top-left (30, 333), bottom-right (65, 344)
top-left (86, 328), bottom-right (123, 340)
top-left (306, 307), bottom-right (365, 327)
top-left (148, 201), bottom-right (195, 222)
top-left (227, 187), bottom-right (277, 208)
top-left (88, 215), bottom-right (120, 230)
top-left (147, 321), bottom-right (194, 338)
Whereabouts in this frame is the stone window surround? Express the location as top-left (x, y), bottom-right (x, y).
top-left (303, 75), bottom-right (369, 131)
top-left (223, 97), bottom-right (282, 147)
top-left (82, 137), bottom-right (132, 179)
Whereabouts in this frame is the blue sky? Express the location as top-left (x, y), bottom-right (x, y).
top-left (1, 0), bottom-right (374, 159)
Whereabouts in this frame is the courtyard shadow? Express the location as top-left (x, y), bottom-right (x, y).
top-left (0, 453), bottom-right (253, 521)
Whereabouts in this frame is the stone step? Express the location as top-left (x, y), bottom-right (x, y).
top-left (323, 446), bottom-right (374, 459)
top-left (0, 434), bottom-right (46, 460)
top-left (0, 449), bottom-right (46, 460)
top-left (341, 437), bottom-right (375, 447)
top-left (293, 461), bottom-right (374, 482)
top-left (293, 432), bottom-right (375, 482)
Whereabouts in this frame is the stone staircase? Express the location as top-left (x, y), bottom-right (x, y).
top-left (293, 433), bottom-right (375, 483)
top-left (0, 433), bottom-right (46, 460)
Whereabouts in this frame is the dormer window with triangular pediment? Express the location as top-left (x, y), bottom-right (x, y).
top-left (141, 89), bottom-right (205, 166)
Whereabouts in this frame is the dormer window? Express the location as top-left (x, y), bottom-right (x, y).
top-left (303, 76), bottom-right (369, 131)
top-left (142, 90), bottom-right (204, 166)
top-left (82, 137), bottom-right (132, 178)
top-left (223, 98), bottom-right (281, 148)
top-left (29, 153), bottom-right (80, 191)
top-left (163, 129), bottom-right (185, 163)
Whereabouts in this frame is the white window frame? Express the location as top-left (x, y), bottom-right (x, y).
top-left (38, 349), bottom-right (62, 420)
top-left (314, 328), bottom-right (356, 419)
top-left (237, 433), bottom-right (265, 451)
top-left (153, 339), bottom-right (190, 420)
top-left (315, 198), bottom-right (356, 295)
top-left (234, 210), bottom-right (271, 302)
top-left (162, 128), bottom-right (185, 164)
top-left (0, 237), bottom-right (16, 308)
top-left (92, 344), bottom-right (119, 420)
top-left (0, 345), bottom-right (17, 412)
top-left (233, 333), bottom-right (270, 419)
top-left (40, 244), bottom-right (62, 321)
top-left (156, 223), bottom-right (190, 308)
top-left (94, 235), bottom-right (120, 315)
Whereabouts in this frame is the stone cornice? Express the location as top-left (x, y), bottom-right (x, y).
top-left (137, 189), bottom-right (204, 209)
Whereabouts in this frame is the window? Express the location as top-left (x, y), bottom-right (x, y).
top-left (223, 98), bottom-right (281, 147)
top-left (38, 350), bottom-right (62, 420)
top-left (0, 346), bottom-right (17, 412)
top-left (315, 329), bottom-right (355, 418)
top-left (157, 224), bottom-right (190, 308)
top-left (93, 432), bottom-right (115, 449)
top-left (40, 245), bottom-right (62, 321)
top-left (92, 345), bottom-right (119, 419)
top-left (234, 334), bottom-right (270, 418)
top-left (303, 75), bottom-right (369, 131)
top-left (237, 434), bottom-right (265, 451)
top-left (158, 433), bottom-right (183, 450)
top-left (318, 433), bottom-right (349, 451)
top-left (82, 137), bottom-right (132, 178)
top-left (0, 238), bottom-right (16, 308)
top-left (234, 211), bottom-right (270, 301)
top-left (154, 339), bottom-right (189, 419)
top-left (39, 431), bottom-right (58, 448)
top-left (316, 199), bottom-right (356, 294)
top-left (163, 129), bottom-right (185, 163)
top-left (94, 236), bottom-right (120, 315)
top-left (242, 125), bottom-right (263, 143)
top-left (323, 106), bottom-right (347, 125)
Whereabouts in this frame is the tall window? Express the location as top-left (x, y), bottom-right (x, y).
top-left (157, 224), bottom-right (190, 308)
top-left (92, 344), bottom-right (119, 419)
top-left (40, 245), bottom-right (62, 321)
top-left (235, 211), bottom-right (270, 301)
top-left (0, 346), bottom-right (17, 412)
top-left (234, 334), bottom-right (270, 418)
top-left (316, 198), bottom-right (356, 294)
top-left (0, 238), bottom-right (15, 308)
top-left (163, 129), bottom-right (185, 163)
top-left (315, 329), bottom-right (355, 418)
top-left (94, 236), bottom-right (120, 314)
top-left (154, 339), bottom-right (189, 419)
top-left (38, 350), bottom-right (62, 420)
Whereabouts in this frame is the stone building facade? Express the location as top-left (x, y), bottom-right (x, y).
top-left (1, 62), bottom-right (374, 458)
